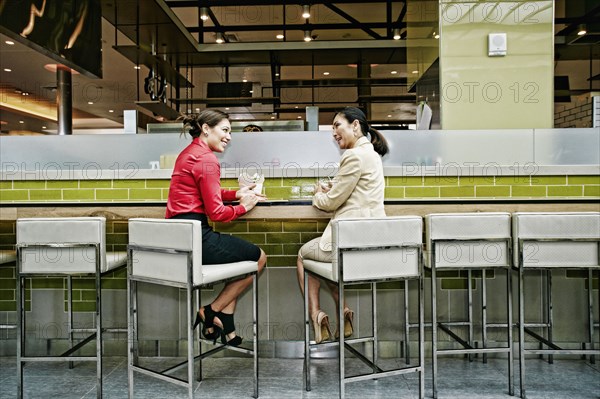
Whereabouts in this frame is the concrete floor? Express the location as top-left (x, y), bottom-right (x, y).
top-left (1, 354), bottom-right (599, 399)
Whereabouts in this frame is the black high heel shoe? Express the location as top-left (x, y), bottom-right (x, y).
top-left (193, 304), bottom-right (222, 344)
top-left (217, 312), bottom-right (243, 347)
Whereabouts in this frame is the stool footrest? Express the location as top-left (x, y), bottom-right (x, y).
top-left (60, 333), bottom-right (97, 357)
top-left (19, 356), bottom-right (97, 362)
top-left (131, 365), bottom-right (191, 388)
top-left (437, 347), bottom-right (511, 355)
top-left (344, 365), bottom-right (423, 384)
top-left (525, 349), bottom-right (600, 355)
top-left (524, 328), bottom-right (562, 350)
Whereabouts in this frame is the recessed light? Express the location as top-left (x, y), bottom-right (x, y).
top-left (391, 71), bottom-right (397, 74)
top-left (297, 116), bottom-right (302, 119)
top-left (249, 90), bottom-right (254, 93)
top-left (5, 40), bottom-right (14, 45)
top-left (323, 72), bottom-right (330, 76)
top-left (3, 68), bottom-right (11, 72)
top-left (134, 66), bottom-right (141, 69)
top-left (295, 106), bottom-right (299, 109)
top-left (242, 79), bottom-right (247, 82)
top-left (88, 101), bottom-right (94, 105)
top-left (108, 109), bottom-right (114, 113)
top-left (412, 70), bottom-right (419, 74)
top-left (21, 92), bottom-right (29, 96)
top-left (271, 116), bottom-right (275, 119)
top-left (225, 107), bottom-right (230, 110)
top-left (42, 126), bottom-right (47, 129)
top-left (387, 114), bottom-right (392, 118)
top-left (19, 120), bottom-right (24, 123)
top-left (276, 34), bottom-right (284, 39)
top-left (275, 73), bottom-right (280, 77)
top-left (195, 108), bottom-right (200, 111)
top-left (434, 33), bottom-right (440, 39)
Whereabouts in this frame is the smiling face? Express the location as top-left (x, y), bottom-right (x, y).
top-left (332, 113), bottom-right (360, 150)
top-left (202, 118), bottom-right (232, 152)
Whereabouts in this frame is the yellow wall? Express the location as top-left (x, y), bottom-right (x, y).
top-left (440, 1), bottom-right (554, 129)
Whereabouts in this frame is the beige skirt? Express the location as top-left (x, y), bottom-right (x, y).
top-left (298, 236), bottom-right (333, 263)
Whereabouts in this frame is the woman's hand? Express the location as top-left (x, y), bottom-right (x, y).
top-left (240, 193), bottom-right (260, 211)
top-left (236, 184), bottom-right (256, 199)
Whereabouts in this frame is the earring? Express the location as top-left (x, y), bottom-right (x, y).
top-left (204, 131), bottom-right (209, 137)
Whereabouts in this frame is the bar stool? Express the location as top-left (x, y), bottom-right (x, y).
top-left (302, 216), bottom-right (424, 399)
top-left (0, 249), bottom-right (17, 330)
top-left (513, 212), bottom-right (600, 399)
top-left (127, 218), bottom-right (259, 399)
top-left (0, 250), bottom-right (17, 331)
top-left (16, 217), bottom-right (127, 399)
top-left (426, 212), bottom-right (513, 398)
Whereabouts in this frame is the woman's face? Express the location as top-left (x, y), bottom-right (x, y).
top-left (332, 114), bottom-right (360, 150)
top-left (202, 118), bottom-right (232, 153)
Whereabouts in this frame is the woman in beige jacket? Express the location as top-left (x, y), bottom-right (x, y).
top-left (297, 107), bottom-right (389, 343)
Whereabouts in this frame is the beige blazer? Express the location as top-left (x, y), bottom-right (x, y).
top-left (313, 136), bottom-right (386, 251)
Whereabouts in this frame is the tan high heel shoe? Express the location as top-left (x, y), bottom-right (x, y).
top-left (335, 308), bottom-right (354, 339)
top-left (311, 310), bottom-right (332, 344)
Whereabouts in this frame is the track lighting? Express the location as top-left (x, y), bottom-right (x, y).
top-left (393, 28), bottom-right (401, 40)
top-left (216, 32), bottom-right (224, 44)
top-left (304, 30), bottom-right (312, 42)
top-left (302, 5), bottom-right (311, 19)
top-left (200, 7), bottom-right (209, 21)
top-left (578, 24), bottom-right (587, 36)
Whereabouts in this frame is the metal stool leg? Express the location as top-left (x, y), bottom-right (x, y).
top-left (588, 269), bottom-right (596, 364)
top-left (546, 270), bottom-right (554, 364)
top-left (507, 267), bottom-right (514, 396)
top-left (418, 274), bottom-right (425, 399)
top-left (404, 280), bottom-right (410, 364)
top-left (467, 269), bottom-right (474, 362)
top-left (518, 249), bottom-right (526, 399)
top-left (253, 274), bottom-right (259, 399)
top-left (372, 283), bottom-right (378, 373)
top-left (482, 269), bottom-right (488, 364)
top-left (95, 259), bottom-right (103, 399)
top-left (431, 261), bottom-right (438, 399)
top-left (338, 280), bottom-right (346, 399)
top-left (304, 270), bottom-right (311, 391)
top-left (16, 262), bottom-right (24, 399)
top-left (186, 273), bottom-right (194, 399)
top-left (68, 276), bottom-right (74, 369)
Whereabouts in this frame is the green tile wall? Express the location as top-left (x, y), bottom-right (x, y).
top-left (0, 175), bottom-right (598, 202)
top-left (0, 174), bottom-right (598, 313)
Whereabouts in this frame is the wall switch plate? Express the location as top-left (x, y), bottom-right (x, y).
top-left (488, 33), bottom-right (507, 56)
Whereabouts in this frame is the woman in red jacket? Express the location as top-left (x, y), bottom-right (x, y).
top-left (166, 109), bottom-right (267, 346)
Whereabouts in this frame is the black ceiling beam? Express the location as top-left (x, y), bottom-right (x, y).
top-left (323, 3), bottom-right (382, 40)
top-left (187, 22), bottom-right (406, 33)
top-left (555, 4), bottom-right (600, 36)
top-left (274, 77), bottom-right (409, 87)
top-left (167, 1), bottom-right (405, 7)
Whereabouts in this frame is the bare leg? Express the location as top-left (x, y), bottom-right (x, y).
top-left (201, 249), bottom-right (267, 339)
top-left (297, 255), bottom-right (322, 318)
top-left (325, 281), bottom-right (349, 326)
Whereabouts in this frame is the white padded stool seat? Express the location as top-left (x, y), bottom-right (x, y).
top-left (0, 250), bottom-right (16, 264)
top-left (425, 212), bottom-right (511, 269)
top-left (303, 216), bottom-right (422, 282)
top-left (17, 217), bottom-right (126, 273)
top-left (128, 218), bottom-right (258, 285)
top-left (512, 212), bottom-right (600, 268)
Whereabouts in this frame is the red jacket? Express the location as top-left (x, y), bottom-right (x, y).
top-left (166, 138), bottom-right (246, 221)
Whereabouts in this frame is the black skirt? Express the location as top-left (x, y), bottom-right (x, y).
top-left (169, 213), bottom-right (261, 265)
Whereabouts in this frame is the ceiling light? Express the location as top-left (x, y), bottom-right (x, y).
top-left (242, 79), bottom-right (248, 82)
top-left (577, 24), bottom-right (587, 36)
top-left (276, 34), bottom-right (284, 39)
top-left (297, 116), bottom-right (302, 119)
top-left (3, 68), bottom-right (11, 72)
top-left (195, 108), bottom-right (200, 111)
top-left (88, 101), bottom-right (93, 105)
top-left (249, 90), bottom-right (254, 93)
top-left (304, 30), bottom-right (312, 42)
top-left (412, 70), bottom-right (419, 74)
top-left (391, 70), bottom-right (397, 74)
top-left (275, 73), bottom-right (280, 77)
top-left (42, 126), bottom-right (47, 129)
top-left (19, 120), bottom-right (24, 124)
top-left (200, 7), bottom-right (209, 21)
top-left (434, 33), bottom-right (440, 39)
top-left (271, 116), bottom-right (275, 119)
top-left (387, 114), bottom-right (392, 118)
top-left (393, 28), bottom-right (401, 40)
top-left (109, 110), bottom-right (114, 113)
top-left (134, 65), bottom-right (141, 69)
top-left (216, 32), bottom-right (224, 44)
top-left (323, 72), bottom-right (330, 76)
top-left (225, 107), bottom-right (230, 110)
top-left (5, 40), bottom-right (14, 45)
top-left (302, 5), bottom-right (311, 19)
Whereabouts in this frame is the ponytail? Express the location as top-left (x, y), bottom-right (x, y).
top-left (368, 127), bottom-right (389, 156)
